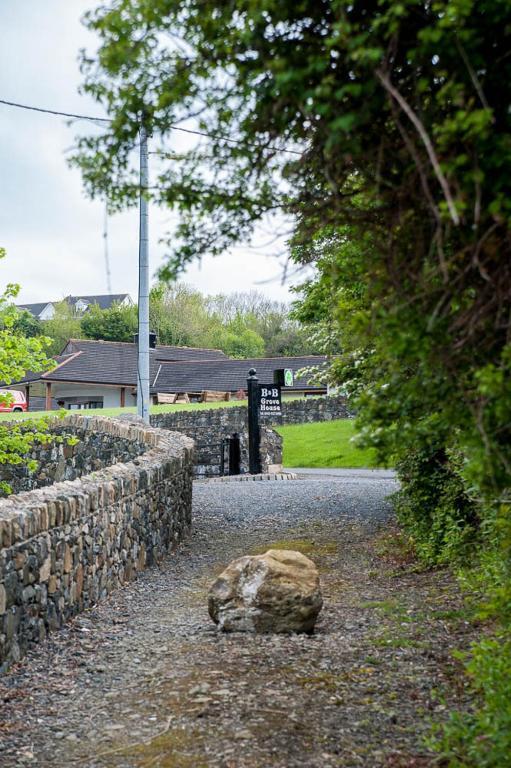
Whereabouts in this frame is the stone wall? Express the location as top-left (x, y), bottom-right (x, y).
top-left (0, 415), bottom-right (194, 672)
top-left (155, 421), bottom-right (249, 477)
top-left (150, 414), bottom-right (280, 477)
top-left (151, 395), bottom-right (350, 433)
top-left (266, 394), bottom-right (352, 425)
top-left (3, 424), bottom-right (148, 495)
top-left (151, 395), bottom-right (348, 476)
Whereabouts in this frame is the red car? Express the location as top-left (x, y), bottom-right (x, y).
top-left (0, 389), bottom-right (28, 413)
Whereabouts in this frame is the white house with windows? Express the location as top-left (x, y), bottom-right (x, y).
top-left (16, 294), bottom-right (132, 321)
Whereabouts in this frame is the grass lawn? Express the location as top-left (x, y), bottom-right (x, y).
top-left (275, 419), bottom-right (382, 469)
top-left (0, 399), bottom-right (248, 421)
top-left (0, 396), bottom-right (304, 421)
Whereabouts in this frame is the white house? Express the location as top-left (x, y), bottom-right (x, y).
top-left (16, 294), bottom-right (132, 321)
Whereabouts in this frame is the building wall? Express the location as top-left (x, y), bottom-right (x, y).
top-left (46, 384), bottom-right (137, 409)
top-left (38, 304), bottom-right (55, 321)
top-left (268, 395), bottom-right (353, 425)
top-left (152, 420), bottom-right (281, 477)
top-left (0, 415), bottom-right (194, 672)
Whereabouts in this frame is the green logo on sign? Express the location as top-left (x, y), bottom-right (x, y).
top-left (284, 369), bottom-right (294, 387)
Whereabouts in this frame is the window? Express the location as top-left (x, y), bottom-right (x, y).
top-left (66, 399), bottom-right (104, 410)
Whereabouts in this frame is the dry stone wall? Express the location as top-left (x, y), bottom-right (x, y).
top-left (3, 424), bottom-right (148, 495)
top-left (0, 415), bottom-right (194, 672)
top-left (151, 395), bottom-right (351, 433)
top-left (151, 395), bottom-right (349, 476)
top-left (267, 394), bottom-right (353, 425)
top-left (150, 410), bottom-right (280, 477)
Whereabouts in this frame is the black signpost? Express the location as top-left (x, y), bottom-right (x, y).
top-left (247, 369), bottom-right (283, 474)
top-left (247, 368), bottom-right (262, 474)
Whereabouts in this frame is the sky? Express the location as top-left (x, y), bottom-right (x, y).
top-left (0, 1), bottom-right (298, 305)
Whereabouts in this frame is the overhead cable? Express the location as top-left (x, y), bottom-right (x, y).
top-left (0, 97), bottom-right (303, 156)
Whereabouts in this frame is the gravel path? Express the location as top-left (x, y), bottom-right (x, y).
top-left (0, 475), bottom-right (476, 767)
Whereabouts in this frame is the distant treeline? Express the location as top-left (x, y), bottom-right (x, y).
top-left (13, 283), bottom-right (314, 359)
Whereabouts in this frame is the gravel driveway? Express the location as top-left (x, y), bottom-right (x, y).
top-left (0, 474), bottom-right (475, 767)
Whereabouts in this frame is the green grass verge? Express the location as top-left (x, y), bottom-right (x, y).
top-left (0, 399), bottom-right (247, 421)
top-left (275, 419), bottom-right (381, 469)
top-left (0, 396), bottom-right (304, 421)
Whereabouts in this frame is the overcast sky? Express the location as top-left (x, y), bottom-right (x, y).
top-left (0, 1), bottom-right (297, 305)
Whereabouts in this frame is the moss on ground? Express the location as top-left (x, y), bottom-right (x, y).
top-left (250, 538), bottom-right (337, 557)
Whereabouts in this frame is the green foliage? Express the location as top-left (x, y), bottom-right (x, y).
top-left (10, 309), bottom-right (42, 338)
top-left (0, 417), bottom-right (59, 497)
top-left (0, 266), bottom-right (52, 394)
top-left (41, 301), bottom-right (83, 356)
top-left (206, 326), bottom-right (265, 358)
top-left (149, 282), bottom-right (212, 348)
top-left (433, 637), bottom-right (511, 767)
top-left (392, 446), bottom-right (478, 564)
top-left (209, 292), bottom-right (311, 357)
top-left (0, 249), bottom-right (56, 495)
top-left (81, 302), bottom-right (137, 342)
top-left (72, 2), bottom-right (511, 760)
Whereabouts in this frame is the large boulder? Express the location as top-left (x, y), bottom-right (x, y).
top-left (208, 549), bottom-right (323, 634)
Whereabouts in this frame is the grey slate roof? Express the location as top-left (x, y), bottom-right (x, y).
top-left (2, 354), bottom-right (73, 386)
top-left (11, 339), bottom-right (229, 387)
top-left (151, 356), bottom-right (327, 393)
top-left (10, 340), bottom-right (324, 393)
top-left (16, 294), bottom-right (131, 318)
top-left (15, 302), bottom-right (52, 317)
top-left (66, 294), bottom-right (130, 310)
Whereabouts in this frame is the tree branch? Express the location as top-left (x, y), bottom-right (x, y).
top-left (376, 69), bottom-right (460, 226)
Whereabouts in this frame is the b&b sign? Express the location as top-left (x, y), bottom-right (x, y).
top-left (258, 384), bottom-right (282, 416)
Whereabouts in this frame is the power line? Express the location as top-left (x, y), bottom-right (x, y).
top-left (0, 97), bottom-right (303, 156)
top-left (0, 97), bottom-right (110, 124)
top-left (149, 127), bottom-right (303, 156)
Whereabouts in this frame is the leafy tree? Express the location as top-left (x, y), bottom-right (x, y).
top-left (81, 302), bottom-right (137, 342)
top-left (74, 4), bottom-right (511, 529)
top-left (0, 249), bottom-right (55, 495)
top-left (11, 309), bottom-right (42, 338)
top-left (41, 301), bottom-right (83, 356)
top-left (149, 282), bottom-right (217, 347)
top-left (72, 3), bottom-right (511, 757)
top-left (206, 291), bottom-right (312, 356)
top-left (206, 326), bottom-right (265, 359)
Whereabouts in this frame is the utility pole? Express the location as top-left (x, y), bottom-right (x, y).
top-left (103, 203), bottom-right (113, 294)
top-left (137, 124), bottom-right (150, 423)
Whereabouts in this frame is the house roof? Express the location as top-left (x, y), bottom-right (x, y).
top-left (151, 356), bottom-right (327, 393)
top-left (15, 294), bottom-right (131, 318)
top-left (15, 302), bottom-right (52, 317)
top-left (3, 354), bottom-right (75, 386)
top-left (66, 294), bottom-right (131, 310)
top-left (11, 339), bottom-right (229, 387)
top-left (10, 339), bottom-right (324, 393)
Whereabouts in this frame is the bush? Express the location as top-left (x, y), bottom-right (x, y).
top-left (433, 636), bottom-right (511, 767)
top-left (393, 446), bottom-right (478, 565)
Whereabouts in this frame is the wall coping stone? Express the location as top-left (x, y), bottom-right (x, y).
top-left (0, 415), bottom-right (194, 548)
